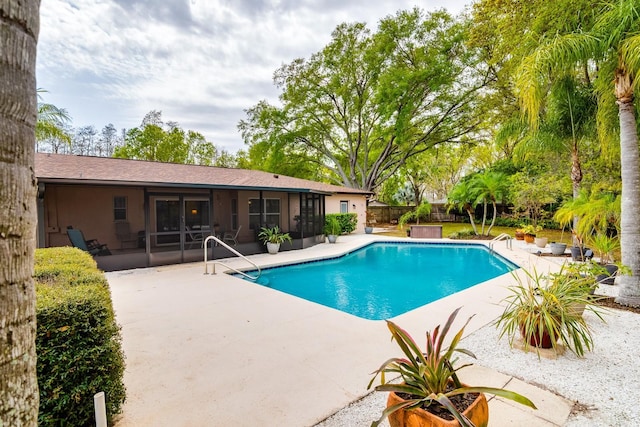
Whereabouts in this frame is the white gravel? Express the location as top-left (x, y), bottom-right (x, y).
top-left (316, 295), bottom-right (640, 427)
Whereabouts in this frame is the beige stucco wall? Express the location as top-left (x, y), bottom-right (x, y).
top-left (43, 184), bottom-right (145, 249)
top-left (41, 183), bottom-right (362, 251)
top-left (325, 194), bottom-right (367, 233)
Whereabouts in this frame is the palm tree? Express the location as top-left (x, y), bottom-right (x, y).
top-left (0, 1), bottom-right (40, 425)
top-left (516, 0), bottom-right (640, 307)
top-left (36, 89), bottom-right (71, 147)
top-left (473, 171), bottom-right (509, 236)
top-left (447, 179), bottom-right (479, 235)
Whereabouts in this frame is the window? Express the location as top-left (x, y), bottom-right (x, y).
top-left (184, 199), bottom-right (210, 229)
top-left (114, 196), bottom-right (127, 221)
top-left (340, 200), bottom-right (349, 214)
top-left (248, 198), bottom-right (280, 229)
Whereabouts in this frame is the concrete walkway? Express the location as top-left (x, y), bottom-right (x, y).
top-left (108, 235), bottom-right (573, 426)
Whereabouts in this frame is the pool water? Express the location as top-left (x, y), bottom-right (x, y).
top-left (240, 242), bottom-right (517, 320)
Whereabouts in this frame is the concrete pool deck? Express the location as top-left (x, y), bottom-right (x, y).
top-left (108, 234), bottom-right (573, 426)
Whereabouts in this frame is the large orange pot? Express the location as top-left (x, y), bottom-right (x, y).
top-left (523, 234), bottom-right (535, 243)
top-left (386, 390), bottom-right (488, 427)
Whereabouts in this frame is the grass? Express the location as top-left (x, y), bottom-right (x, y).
top-left (378, 223), bottom-right (574, 244)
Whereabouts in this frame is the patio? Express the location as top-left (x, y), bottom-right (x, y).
top-left (107, 235), bottom-right (577, 426)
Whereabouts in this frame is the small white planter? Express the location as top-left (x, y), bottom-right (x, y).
top-left (327, 234), bottom-right (338, 244)
top-left (266, 242), bottom-right (280, 254)
top-left (534, 237), bottom-right (548, 248)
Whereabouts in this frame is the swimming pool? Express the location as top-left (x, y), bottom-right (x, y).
top-left (238, 242), bottom-right (518, 320)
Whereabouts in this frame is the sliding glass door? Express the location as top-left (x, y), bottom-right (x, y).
top-left (149, 194), bottom-right (211, 262)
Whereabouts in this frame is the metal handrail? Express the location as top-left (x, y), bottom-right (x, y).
top-left (489, 232), bottom-right (513, 251)
top-left (203, 235), bottom-right (261, 280)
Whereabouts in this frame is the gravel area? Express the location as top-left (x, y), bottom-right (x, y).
top-left (316, 297), bottom-right (640, 427)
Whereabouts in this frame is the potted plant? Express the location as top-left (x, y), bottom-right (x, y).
top-left (588, 233), bottom-right (619, 265)
top-left (514, 228), bottom-right (525, 240)
top-left (520, 224), bottom-right (541, 244)
top-left (324, 216), bottom-right (342, 243)
top-left (368, 308), bottom-right (536, 427)
top-left (495, 267), bottom-right (604, 357)
top-left (553, 191), bottom-right (619, 261)
top-left (257, 226), bottom-right (292, 254)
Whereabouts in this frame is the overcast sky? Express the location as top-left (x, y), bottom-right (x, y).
top-left (37, 0), bottom-right (470, 153)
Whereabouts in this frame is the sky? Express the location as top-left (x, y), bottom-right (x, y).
top-left (37, 0), bottom-right (470, 153)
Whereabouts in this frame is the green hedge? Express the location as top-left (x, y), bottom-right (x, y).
top-left (35, 247), bottom-right (126, 426)
top-left (326, 213), bottom-right (358, 234)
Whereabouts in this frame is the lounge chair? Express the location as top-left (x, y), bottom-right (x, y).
top-left (67, 226), bottom-right (111, 256)
top-left (223, 225), bottom-right (241, 246)
top-left (115, 221), bottom-right (138, 249)
top-left (185, 225), bottom-right (206, 249)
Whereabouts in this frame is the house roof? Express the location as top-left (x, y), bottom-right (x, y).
top-left (35, 153), bottom-right (371, 195)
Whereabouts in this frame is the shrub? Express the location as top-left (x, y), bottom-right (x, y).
top-left (448, 228), bottom-right (476, 239)
top-left (326, 213), bottom-right (357, 234)
top-left (35, 247), bottom-right (126, 426)
top-left (324, 215), bottom-right (342, 235)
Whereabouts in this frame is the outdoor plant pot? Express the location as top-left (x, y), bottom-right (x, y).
top-left (386, 389), bottom-right (489, 427)
top-left (520, 323), bottom-right (555, 349)
top-left (596, 264), bottom-right (618, 285)
top-left (524, 234), bottom-right (535, 244)
top-left (266, 242), bottom-right (280, 254)
top-left (365, 226), bottom-right (373, 234)
top-left (327, 234), bottom-right (338, 243)
top-left (549, 242), bottom-right (567, 255)
top-left (570, 246), bottom-right (590, 261)
top-left (514, 230), bottom-right (525, 240)
top-left (534, 237), bottom-right (548, 248)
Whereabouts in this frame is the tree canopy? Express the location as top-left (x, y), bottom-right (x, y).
top-left (239, 8), bottom-right (491, 191)
top-left (113, 111), bottom-right (218, 165)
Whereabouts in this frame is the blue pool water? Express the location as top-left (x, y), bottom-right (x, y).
top-left (239, 242), bottom-right (518, 320)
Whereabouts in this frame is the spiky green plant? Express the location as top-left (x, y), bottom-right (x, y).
top-left (496, 267), bottom-right (605, 358)
top-left (368, 308), bottom-right (536, 427)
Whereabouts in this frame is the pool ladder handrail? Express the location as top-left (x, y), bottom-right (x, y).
top-left (203, 235), bottom-right (261, 280)
top-left (489, 233), bottom-right (513, 251)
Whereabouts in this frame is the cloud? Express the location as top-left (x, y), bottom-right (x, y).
top-left (37, 0), bottom-right (469, 152)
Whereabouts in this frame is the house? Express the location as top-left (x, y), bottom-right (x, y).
top-left (35, 153), bottom-right (371, 271)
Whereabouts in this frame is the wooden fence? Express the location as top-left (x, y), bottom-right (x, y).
top-left (368, 204), bottom-right (461, 224)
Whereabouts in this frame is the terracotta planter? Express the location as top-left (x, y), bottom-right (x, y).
top-left (524, 234), bottom-right (535, 244)
top-left (520, 324), bottom-right (555, 349)
top-left (387, 389), bottom-right (488, 427)
top-left (514, 231), bottom-right (525, 240)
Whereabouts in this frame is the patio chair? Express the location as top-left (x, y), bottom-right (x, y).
top-left (185, 225), bottom-right (206, 249)
top-left (115, 221), bottom-right (138, 249)
top-left (223, 225), bottom-right (241, 246)
top-left (67, 226), bottom-right (111, 256)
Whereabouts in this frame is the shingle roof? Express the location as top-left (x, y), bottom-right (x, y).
top-left (35, 153), bottom-right (371, 195)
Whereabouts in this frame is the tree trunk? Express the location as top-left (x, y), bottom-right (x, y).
top-left (0, 1), bottom-right (41, 425)
top-left (614, 69), bottom-right (640, 307)
top-left (465, 206), bottom-right (478, 235)
top-left (570, 143), bottom-right (582, 246)
top-left (487, 200), bottom-right (498, 236)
